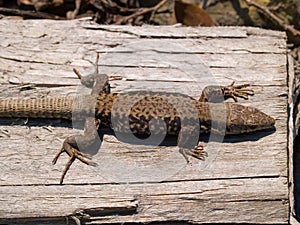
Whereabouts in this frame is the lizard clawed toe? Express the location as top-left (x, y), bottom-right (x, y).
top-left (179, 145), bottom-right (207, 162)
top-left (222, 81), bottom-right (254, 102)
top-left (190, 145), bottom-right (208, 160)
top-left (52, 142), bottom-right (97, 184)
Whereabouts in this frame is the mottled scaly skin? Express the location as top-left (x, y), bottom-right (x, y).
top-left (93, 91), bottom-right (274, 135)
top-left (0, 75), bottom-right (275, 184)
top-left (0, 91), bottom-right (275, 135)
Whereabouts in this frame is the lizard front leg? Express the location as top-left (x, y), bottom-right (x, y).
top-left (199, 81), bottom-right (254, 102)
top-left (177, 125), bottom-right (207, 162)
top-left (179, 144), bottom-right (207, 162)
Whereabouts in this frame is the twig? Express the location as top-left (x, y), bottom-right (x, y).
top-left (90, 0), bottom-right (138, 15)
top-left (114, 0), bottom-right (169, 25)
top-left (67, 0), bottom-right (82, 19)
top-left (244, 0), bottom-right (300, 37)
top-left (0, 7), bottom-right (64, 20)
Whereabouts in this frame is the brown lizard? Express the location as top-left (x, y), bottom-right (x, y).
top-left (0, 56), bottom-right (275, 184)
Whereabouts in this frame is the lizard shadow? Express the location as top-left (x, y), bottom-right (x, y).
top-left (0, 117), bottom-right (276, 147)
top-left (219, 128), bottom-right (276, 143)
top-left (108, 127), bottom-right (276, 147)
top-left (0, 118), bottom-right (73, 128)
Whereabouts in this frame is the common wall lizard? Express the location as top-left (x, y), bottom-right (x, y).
top-left (0, 56), bottom-right (275, 184)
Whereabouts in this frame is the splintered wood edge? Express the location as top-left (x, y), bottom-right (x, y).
top-left (288, 54), bottom-right (296, 224)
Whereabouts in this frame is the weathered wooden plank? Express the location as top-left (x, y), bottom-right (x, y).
top-left (84, 23), bottom-right (286, 39)
top-left (0, 123), bottom-right (286, 184)
top-left (0, 63), bottom-right (286, 88)
top-left (0, 177), bottom-right (288, 224)
top-left (0, 19), bottom-right (288, 224)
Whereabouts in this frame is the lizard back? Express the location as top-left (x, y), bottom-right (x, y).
top-left (0, 91), bottom-right (275, 135)
top-left (94, 91), bottom-right (275, 135)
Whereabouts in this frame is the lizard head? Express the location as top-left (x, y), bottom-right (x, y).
top-left (225, 103), bottom-right (275, 134)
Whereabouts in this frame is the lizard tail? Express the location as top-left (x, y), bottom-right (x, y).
top-left (0, 97), bottom-right (74, 119)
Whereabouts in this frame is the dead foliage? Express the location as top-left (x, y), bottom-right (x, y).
top-left (0, 0), bottom-right (215, 26)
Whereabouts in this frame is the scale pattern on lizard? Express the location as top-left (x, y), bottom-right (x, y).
top-left (0, 68), bottom-right (275, 184)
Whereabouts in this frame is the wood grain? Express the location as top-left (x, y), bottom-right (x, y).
top-left (0, 19), bottom-right (288, 224)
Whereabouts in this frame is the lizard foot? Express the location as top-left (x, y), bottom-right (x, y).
top-left (52, 140), bottom-right (97, 184)
top-left (72, 53), bottom-right (110, 94)
top-left (222, 81), bottom-right (254, 102)
top-left (179, 145), bottom-right (207, 163)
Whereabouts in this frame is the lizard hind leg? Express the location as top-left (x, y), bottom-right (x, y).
top-left (73, 53), bottom-right (111, 94)
top-left (52, 136), bottom-right (97, 184)
top-left (52, 117), bottom-right (101, 184)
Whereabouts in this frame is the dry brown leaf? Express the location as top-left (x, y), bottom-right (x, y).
top-left (174, 0), bottom-right (215, 26)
